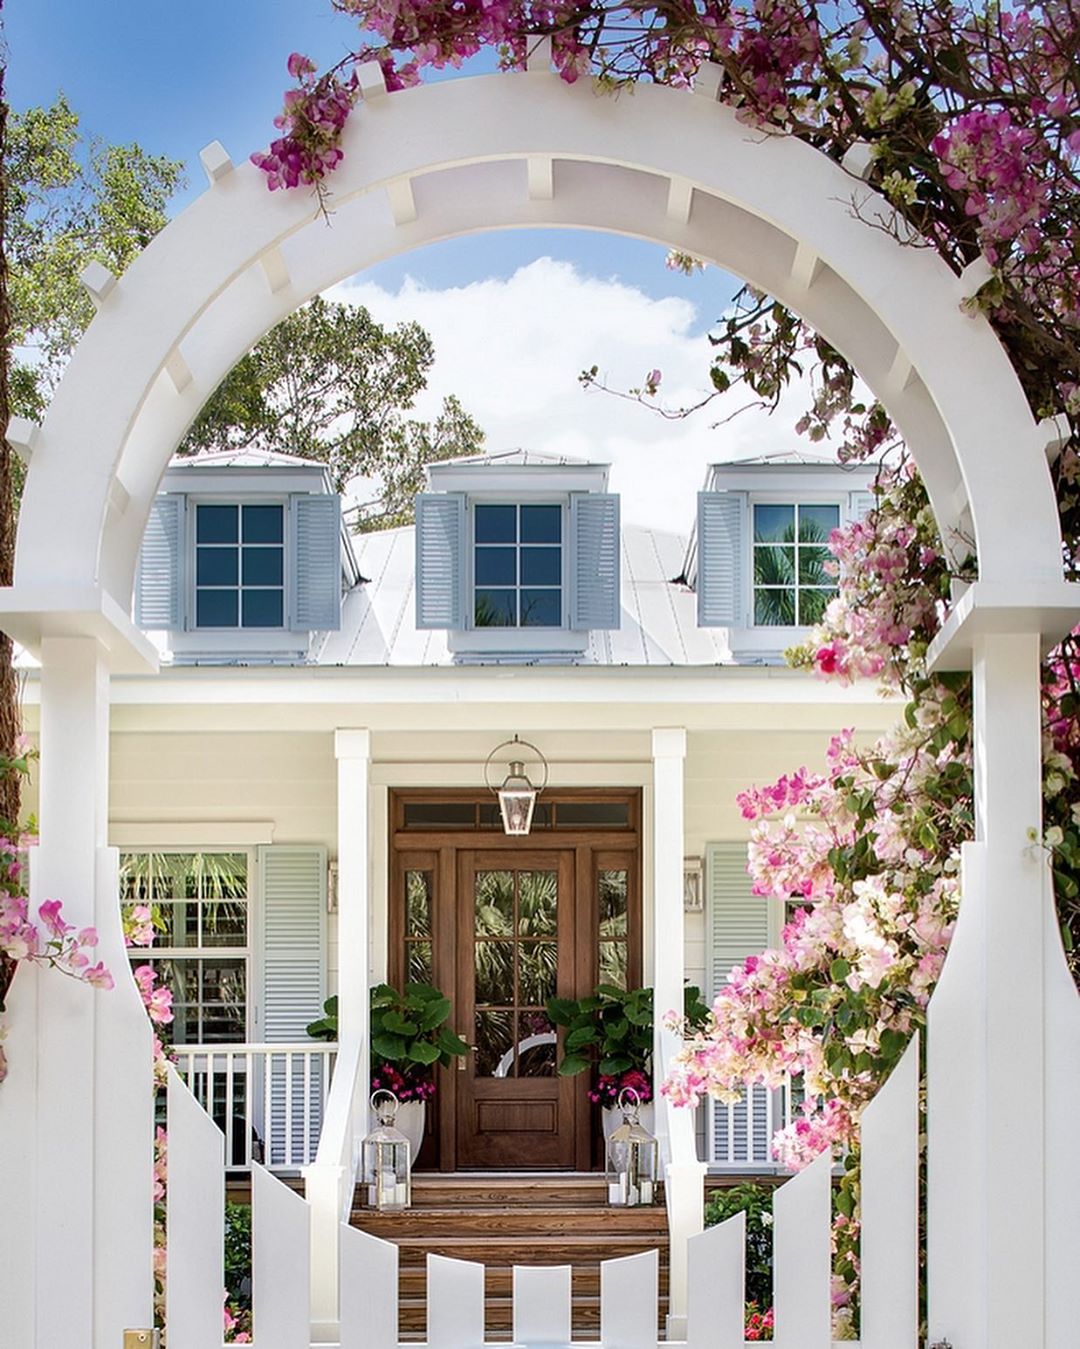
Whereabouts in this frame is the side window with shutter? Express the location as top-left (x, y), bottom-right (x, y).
top-left (258, 845), bottom-right (328, 1166)
top-left (697, 492), bottom-right (746, 627)
top-left (570, 492), bottom-right (621, 630)
top-left (291, 493), bottom-right (343, 632)
top-left (705, 841), bottom-right (774, 1167)
top-left (135, 494), bottom-right (185, 628)
top-left (415, 492), bottom-right (467, 629)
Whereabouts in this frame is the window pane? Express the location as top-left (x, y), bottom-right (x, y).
top-left (599, 870), bottom-right (628, 937)
top-left (599, 941), bottom-right (628, 989)
top-left (197, 505), bottom-right (238, 543)
top-left (475, 546), bottom-right (516, 585)
top-left (197, 547), bottom-right (238, 585)
top-left (799, 504), bottom-right (840, 540)
top-left (407, 941), bottom-right (433, 984)
top-left (242, 547), bottom-right (284, 586)
top-left (520, 589), bottom-right (561, 627)
top-left (475, 589), bottom-right (516, 626)
top-left (406, 871), bottom-right (432, 936)
top-left (520, 942), bottom-right (557, 1004)
top-left (517, 1011), bottom-right (556, 1076)
top-left (403, 802), bottom-right (476, 828)
top-left (521, 547), bottom-right (561, 585)
top-left (753, 545), bottom-right (794, 586)
top-left (518, 871), bottom-right (557, 935)
top-left (798, 546), bottom-right (831, 586)
top-left (243, 504), bottom-right (284, 543)
top-left (197, 589), bottom-right (238, 628)
top-left (521, 505), bottom-right (561, 543)
top-left (475, 871), bottom-right (514, 936)
top-left (475, 1009), bottom-right (514, 1077)
top-left (798, 588), bottom-right (836, 625)
top-left (475, 504), bottom-right (517, 543)
top-left (475, 940), bottom-right (514, 1005)
top-left (753, 504), bottom-right (794, 543)
top-left (557, 802), bottom-right (629, 828)
top-left (200, 959), bottom-right (246, 1042)
top-left (241, 589), bottom-right (283, 628)
top-left (754, 589), bottom-right (796, 625)
top-left (201, 900), bottom-right (247, 947)
top-left (197, 853), bottom-right (248, 899)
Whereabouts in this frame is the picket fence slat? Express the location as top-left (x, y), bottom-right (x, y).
top-left (340, 1225), bottom-right (398, 1349)
top-left (428, 1253), bottom-right (486, 1349)
top-left (601, 1249), bottom-right (659, 1349)
top-left (253, 1162), bottom-right (311, 1348)
top-left (514, 1265), bottom-right (573, 1345)
top-left (773, 1148), bottom-right (832, 1349)
top-left (165, 1069), bottom-right (225, 1349)
top-left (860, 1034), bottom-right (919, 1348)
top-left (687, 1211), bottom-right (745, 1349)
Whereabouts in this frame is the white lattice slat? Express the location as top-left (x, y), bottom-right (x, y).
top-left (513, 1265), bottom-right (572, 1345)
top-left (165, 1069), bottom-right (225, 1349)
top-left (339, 1226), bottom-right (399, 1349)
top-left (427, 1254), bottom-right (485, 1349)
top-left (773, 1149), bottom-right (832, 1349)
top-left (601, 1249), bottom-right (659, 1349)
top-left (252, 1164), bottom-right (311, 1348)
top-left (687, 1212), bottom-right (745, 1349)
top-left (860, 1034), bottom-right (919, 1348)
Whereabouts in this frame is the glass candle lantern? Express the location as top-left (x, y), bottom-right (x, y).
top-left (606, 1088), bottom-right (658, 1207)
top-left (363, 1090), bottom-right (412, 1211)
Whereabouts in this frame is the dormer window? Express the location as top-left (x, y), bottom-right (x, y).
top-left (195, 502), bottom-right (286, 629)
top-left (751, 501), bottom-right (839, 627)
top-left (474, 503), bottom-right (563, 628)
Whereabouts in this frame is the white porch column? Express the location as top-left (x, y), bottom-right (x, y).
top-left (0, 637), bottom-right (154, 1347)
top-left (651, 726), bottom-right (705, 1338)
top-left (335, 728), bottom-right (372, 1057)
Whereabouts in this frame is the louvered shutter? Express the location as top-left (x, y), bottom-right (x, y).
top-left (849, 490), bottom-right (875, 522)
top-left (569, 492), bottom-right (621, 629)
top-left (258, 845), bottom-right (327, 1166)
top-left (135, 494), bottom-right (185, 628)
top-left (290, 494), bottom-right (342, 632)
top-left (415, 492), bottom-right (466, 629)
top-left (705, 842), bottom-right (774, 1167)
top-left (697, 492), bottom-right (746, 626)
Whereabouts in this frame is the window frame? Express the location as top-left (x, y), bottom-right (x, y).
top-left (120, 847), bottom-right (255, 1046)
top-left (746, 491), bottom-right (843, 631)
top-left (466, 495), bottom-right (570, 633)
top-left (186, 494), bottom-right (290, 634)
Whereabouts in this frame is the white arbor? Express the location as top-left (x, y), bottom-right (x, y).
top-left (0, 51), bottom-right (1077, 1348)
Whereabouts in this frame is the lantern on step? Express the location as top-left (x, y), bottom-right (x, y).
top-left (606, 1088), bottom-right (658, 1207)
top-left (363, 1090), bottom-right (412, 1211)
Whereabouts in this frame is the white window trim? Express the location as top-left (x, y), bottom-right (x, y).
top-left (746, 492), bottom-right (844, 631)
top-left (186, 494), bottom-right (290, 635)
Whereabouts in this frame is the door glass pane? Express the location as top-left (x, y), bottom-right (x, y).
top-left (475, 940), bottom-right (514, 1005)
top-left (407, 941), bottom-right (433, 984)
top-left (517, 1011), bottom-right (556, 1076)
top-left (600, 941), bottom-right (628, 989)
top-left (476, 871), bottom-right (514, 935)
top-left (475, 1009), bottom-right (514, 1077)
top-left (520, 942), bottom-right (557, 1004)
top-left (599, 870), bottom-right (628, 937)
top-left (405, 871), bottom-right (432, 936)
top-left (518, 870), bottom-right (557, 934)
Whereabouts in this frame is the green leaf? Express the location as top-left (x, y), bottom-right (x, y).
top-left (546, 997), bottom-right (578, 1025)
top-left (381, 1011), bottom-right (419, 1036)
top-left (437, 1027), bottom-right (469, 1056)
top-left (557, 1054), bottom-right (592, 1077)
top-left (409, 1039), bottom-right (440, 1066)
top-left (566, 1025), bottom-right (599, 1051)
top-left (599, 1054), bottom-right (634, 1075)
top-left (372, 1034), bottom-right (408, 1061)
top-left (415, 996), bottom-right (452, 1030)
top-left (830, 959), bottom-right (851, 982)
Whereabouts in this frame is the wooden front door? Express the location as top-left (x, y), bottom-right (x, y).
top-left (455, 850), bottom-right (577, 1169)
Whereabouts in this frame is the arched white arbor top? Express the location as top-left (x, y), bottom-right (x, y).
top-left (9, 63), bottom-right (1075, 663)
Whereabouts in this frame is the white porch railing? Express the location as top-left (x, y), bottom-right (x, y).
top-left (172, 1042), bottom-right (338, 1171)
top-left (706, 1080), bottom-right (799, 1170)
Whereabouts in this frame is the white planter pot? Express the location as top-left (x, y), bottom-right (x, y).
top-left (395, 1101), bottom-right (427, 1167)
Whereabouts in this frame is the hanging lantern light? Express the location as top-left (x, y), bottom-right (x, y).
top-left (362, 1090), bottom-right (412, 1211)
top-left (606, 1087), bottom-right (658, 1207)
top-left (484, 735), bottom-right (549, 837)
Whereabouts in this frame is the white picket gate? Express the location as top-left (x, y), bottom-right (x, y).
top-left (163, 1030), bottom-right (918, 1349)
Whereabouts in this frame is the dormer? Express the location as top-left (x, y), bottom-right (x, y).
top-left (414, 450), bottom-right (621, 662)
top-left (686, 455), bottom-right (876, 663)
top-left (134, 450), bottom-right (360, 665)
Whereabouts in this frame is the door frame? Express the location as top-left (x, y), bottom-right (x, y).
top-left (388, 787), bottom-right (642, 1171)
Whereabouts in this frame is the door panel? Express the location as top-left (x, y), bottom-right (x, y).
top-left (456, 850), bottom-right (577, 1168)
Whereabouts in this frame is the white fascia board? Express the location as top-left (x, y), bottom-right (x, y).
top-left (705, 463), bottom-right (877, 494)
top-left (161, 463), bottom-right (332, 496)
top-left (426, 463), bottom-right (610, 495)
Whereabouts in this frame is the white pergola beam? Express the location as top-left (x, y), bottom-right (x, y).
top-left (163, 349), bottom-right (193, 394)
top-left (842, 140), bottom-right (874, 180)
top-left (79, 260), bottom-right (117, 306)
top-left (666, 176), bottom-right (693, 225)
top-left (357, 61), bottom-right (388, 100)
top-left (7, 417), bottom-right (41, 466)
top-left (791, 240), bottom-right (822, 291)
top-left (199, 141), bottom-right (234, 185)
top-left (259, 246), bottom-right (291, 295)
top-left (527, 156), bottom-right (554, 201)
top-left (386, 178), bottom-right (418, 225)
top-left (525, 36), bottom-right (553, 71)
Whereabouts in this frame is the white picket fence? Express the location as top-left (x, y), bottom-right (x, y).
top-left (173, 1042), bottom-right (337, 1171)
top-left (164, 1034), bottom-right (918, 1349)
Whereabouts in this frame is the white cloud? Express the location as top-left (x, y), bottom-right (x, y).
top-left (330, 258), bottom-right (837, 535)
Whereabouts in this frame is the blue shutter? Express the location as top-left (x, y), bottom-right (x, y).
top-left (415, 492), bottom-right (466, 629)
top-left (697, 492), bottom-right (745, 627)
top-left (569, 492), bottom-right (621, 629)
top-left (258, 845), bottom-right (327, 1166)
top-left (705, 842), bottom-right (774, 1166)
top-left (291, 494), bottom-right (342, 632)
top-left (849, 490), bottom-right (875, 522)
top-left (135, 493), bottom-right (185, 629)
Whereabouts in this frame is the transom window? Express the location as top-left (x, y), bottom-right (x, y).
top-left (195, 503), bottom-right (285, 629)
top-left (752, 502), bottom-right (840, 626)
top-left (473, 503), bottom-right (563, 628)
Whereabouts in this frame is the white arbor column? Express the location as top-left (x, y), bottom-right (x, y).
top-left (651, 727), bottom-right (705, 1338)
top-left (0, 637), bottom-right (153, 1347)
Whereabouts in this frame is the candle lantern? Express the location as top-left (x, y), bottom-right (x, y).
top-left (363, 1090), bottom-right (412, 1211)
top-left (606, 1088), bottom-right (658, 1207)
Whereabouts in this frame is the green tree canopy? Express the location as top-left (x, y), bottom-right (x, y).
top-left (179, 295), bottom-right (485, 529)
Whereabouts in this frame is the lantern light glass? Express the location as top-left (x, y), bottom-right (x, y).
top-left (497, 762), bottom-right (537, 835)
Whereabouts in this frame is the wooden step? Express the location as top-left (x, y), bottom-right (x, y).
top-left (410, 1174), bottom-right (610, 1208)
top-left (352, 1205), bottom-right (668, 1236)
top-left (375, 1233), bottom-right (668, 1266)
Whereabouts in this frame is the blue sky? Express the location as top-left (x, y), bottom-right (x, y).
top-left (8, 2), bottom-right (818, 530)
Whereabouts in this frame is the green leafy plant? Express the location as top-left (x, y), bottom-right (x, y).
top-left (306, 982), bottom-right (469, 1082)
top-left (704, 1183), bottom-right (775, 1310)
top-left (546, 984), bottom-right (710, 1079)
